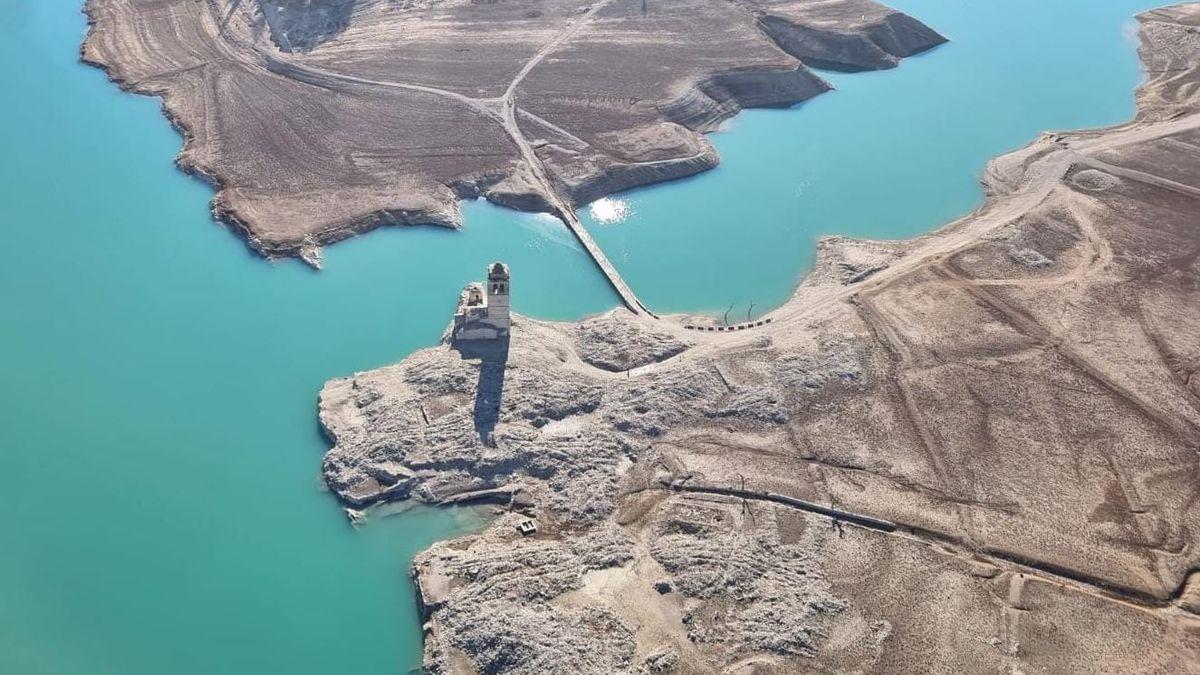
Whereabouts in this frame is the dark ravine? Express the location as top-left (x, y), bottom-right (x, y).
top-left (318, 5), bottom-right (1200, 672)
top-left (81, 0), bottom-right (943, 262)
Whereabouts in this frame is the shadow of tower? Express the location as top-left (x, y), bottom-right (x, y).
top-left (451, 337), bottom-right (510, 444)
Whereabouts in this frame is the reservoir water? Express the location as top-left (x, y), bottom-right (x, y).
top-left (0, 1), bottom-right (1162, 673)
top-left (587, 0), bottom-right (1162, 315)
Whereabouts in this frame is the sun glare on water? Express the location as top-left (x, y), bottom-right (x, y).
top-left (589, 197), bottom-right (631, 224)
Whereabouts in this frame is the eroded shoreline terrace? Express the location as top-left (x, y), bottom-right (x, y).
top-left (82, 0), bottom-right (943, 286)
top-left (74, 0), bottom-right (1200, 672)
top-left (317, 5), bottom-right (1200, 671)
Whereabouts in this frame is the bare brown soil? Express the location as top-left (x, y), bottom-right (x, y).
top-left (318, 5), bottom-right (1200, 672)
top-left (81, 0), bottom-right (942, 262)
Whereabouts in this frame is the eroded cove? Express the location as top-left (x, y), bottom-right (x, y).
top-left (585, 0), bottom-right (1164, 315)
top-left (0, 2), bottom-right (1169, 674)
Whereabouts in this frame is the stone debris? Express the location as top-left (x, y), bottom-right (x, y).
top-left (320, 309), bottom-right (875, 671)
top-left (573, 315), bottom-right (691, 372)
top-left (313, 4), bottom-right (1200, 672)
top-left (648, 503), bottom-right (846, 657)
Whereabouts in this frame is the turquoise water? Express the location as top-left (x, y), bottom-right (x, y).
top-left (1, 5), bottom-right (615, 675)
top-left (586, 0), bottom-right (1161, 315)
top-left (0, 1), bottom-right (1159, 673)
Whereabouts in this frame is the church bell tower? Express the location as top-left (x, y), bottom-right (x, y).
top-left (486, 261), bottom-right (510, 331)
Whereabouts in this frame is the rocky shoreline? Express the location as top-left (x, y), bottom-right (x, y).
top-left (318, 5), bottom-right (1200, 672)
top-left (80, 0), bottom-right (942, 263)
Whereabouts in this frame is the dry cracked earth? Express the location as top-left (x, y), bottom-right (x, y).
top-left (315, 5), bottom-right (1200, 673)
top-left (82, 0), bottom-right (943, 262)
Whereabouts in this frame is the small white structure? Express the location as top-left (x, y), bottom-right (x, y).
top-left (451, 262), bottom-right (511, 341)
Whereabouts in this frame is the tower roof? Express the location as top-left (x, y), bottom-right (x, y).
top-left (488, 261), bottom-right (510, 280)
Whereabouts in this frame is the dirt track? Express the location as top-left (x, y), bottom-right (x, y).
top-left (318, 6), bottom-right (1200, 671)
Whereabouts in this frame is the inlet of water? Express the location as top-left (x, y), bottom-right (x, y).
top-left (585, 0), bottom-right (1159, 316)
top-left (0, 1), bottom-right (1161, 673)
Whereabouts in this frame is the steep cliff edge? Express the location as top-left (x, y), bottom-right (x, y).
top-left (81, 0), bottom-right (942, 261)
top-left (755, 0), bottom-right (946, 72)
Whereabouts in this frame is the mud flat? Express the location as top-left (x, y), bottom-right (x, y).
top-left (81, 0), bottom-right (942, 261)
top-left (318, 5), bottom-right (1200, 672)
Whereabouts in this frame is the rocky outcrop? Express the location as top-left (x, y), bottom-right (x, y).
top-left (259, 0), bottom-right (360, 53)
top-left (658, 67), bottom-right (833, 132)
top-left (318, 5), bottom-right (1200, 672)
top-left (82, 0), bottom-right (943, 261)
top-left (573, 313), bottom-right (691, 372)
top-left (756, 5), bottom-right (947, 72)
top-left (415, 521), bottom-right (638, 674)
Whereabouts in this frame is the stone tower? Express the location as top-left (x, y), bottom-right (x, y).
top-left (486, 261), bottom-right (510, 329)
top-left (450, 261), bottom-right (511, 341)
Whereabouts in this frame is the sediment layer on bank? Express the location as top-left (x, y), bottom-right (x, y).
top-left (82, 0), bottom-right (943, 260)
top-left (319, 6), bottom-right (1200, 672)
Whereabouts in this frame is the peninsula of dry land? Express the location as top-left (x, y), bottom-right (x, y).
top-left (318, 5), bottom-right (1200, 672)
top-left (82, 0), bottom-right (942, 263)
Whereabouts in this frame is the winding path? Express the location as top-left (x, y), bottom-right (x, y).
top-left (210, 0), bottom-right (1200, 327)
top-left (494, 0), bottom-right (657, 317)
top-left (225, 0), bottom-right (655, 316)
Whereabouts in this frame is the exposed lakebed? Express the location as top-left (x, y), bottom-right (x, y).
top-left (0, 1), bottom-right (1163, 673)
